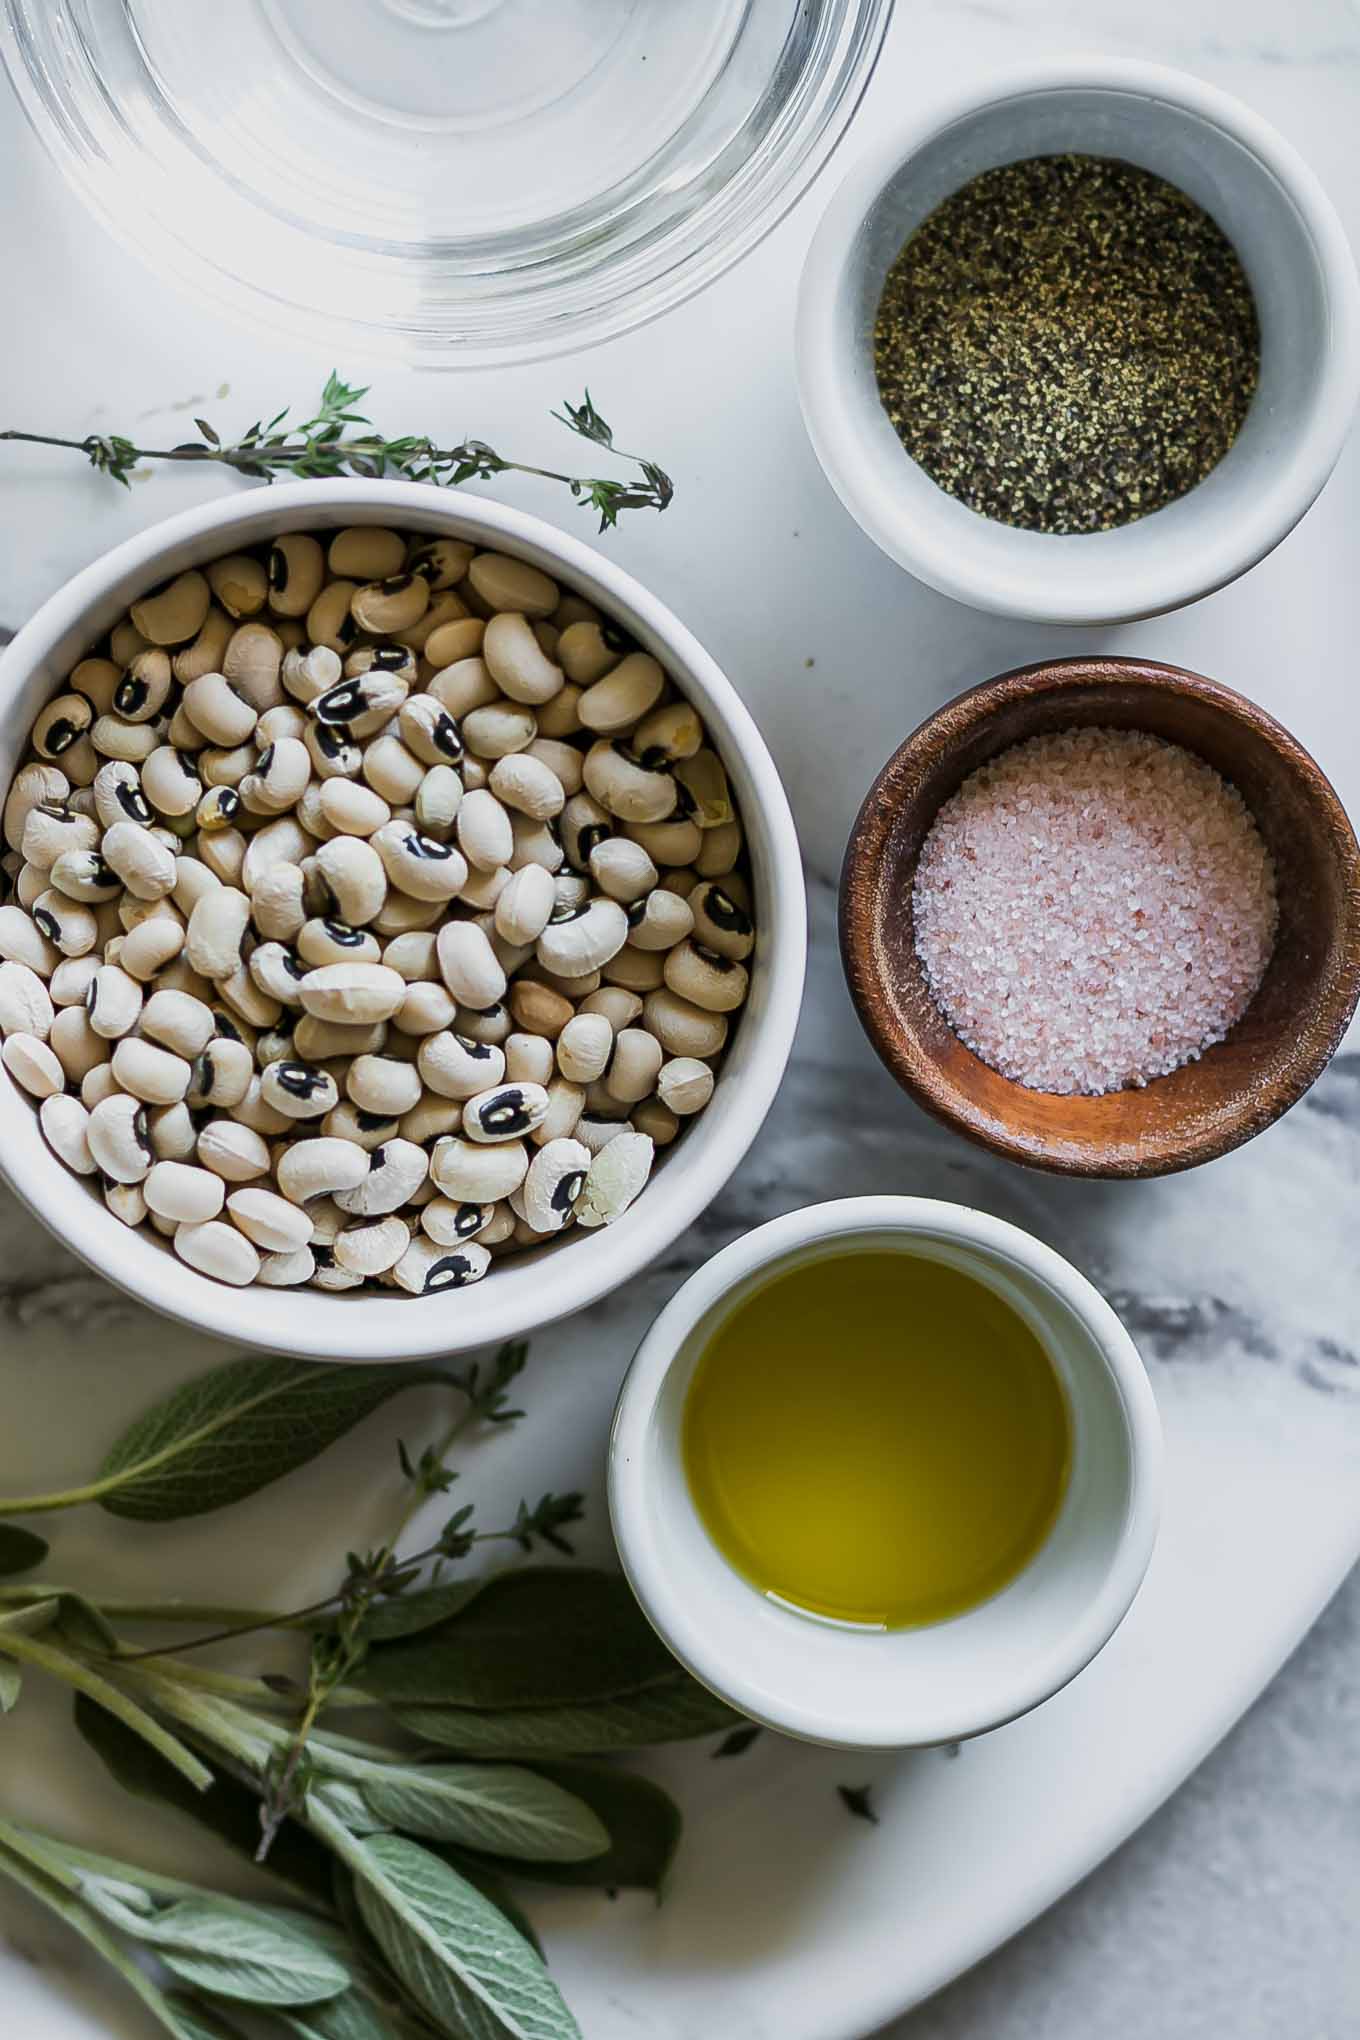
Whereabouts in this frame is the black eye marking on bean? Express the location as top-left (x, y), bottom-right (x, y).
top-left (705, 886), bottom-right (751, 933)
top-left (551, 898), bottom-right (590, 925)
top-left (455, 1035), bottom-right (494, 1059)
top-left (434, 715), bottom-right (463, 759)
top-left (279, 1062), bottom-right (329, 1098)
top-left (578, 823), bottom-right (611, 864)
top-left (314, 681), bottom-right (364, 723)
top-left (213, 1012), bottom-right (243, 1041)
top-left (114, 678), bottom-right (149, 716)
top-left (282, 950), bottom-right (306, 979)
top-left (356, 1108), bottom-right (396, 1132)
top-left (454, 1203), bottom-right (486, 1236)
top-left (42, 718), bottom-right (79, 754)
top-left (336, 613), bottom-right (357, 646)
top-left (133, 1107), bottom-right (153, 1158)
top-left (323, 919), bottom-right (366, 947)
top-left (367, 1145), bottom-right (388, 1172)
top-left (32, 907), bottom-right (59, 940)
top-left (404, 831), bottom-right (453, 861)
top-left (694, 943), bottom-right (735, 972)
top-left (268, 546), bottom-right (287, 590)
top-left (217, 789), bottom-right (242, 819)
top-left (312, 1243), bottom-right (336, 1268)
top-left (477, 1088), bottom-right (529, 1134)
top-left (315, 722), bottom-right (354, 760)
top-left (601, 622), bottom-right (635, 654)
top-left (426, 1253), bottom-right (476, 1290)
top-left (256, 744), bottom-right (276, 775)
top-left (673, 779), bottom-right (699, 819)
top-left (379, 574), bottom-right (415, 596)
top-left (553, 1172), bottom-right (586, 1212)
top-left (371, 644), bottom-right (409, 668)
top-left (626, 897), bottom-right (649, 927)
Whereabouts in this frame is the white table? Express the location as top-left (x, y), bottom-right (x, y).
top-left (0, 3), bottom-right (1356, 2035)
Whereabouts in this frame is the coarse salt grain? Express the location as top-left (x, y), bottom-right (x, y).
top-left (912, 726), bottom-right (1278, 1096)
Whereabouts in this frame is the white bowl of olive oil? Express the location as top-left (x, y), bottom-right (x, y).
top-left (609, 1196), bottom-right (1162, 1748)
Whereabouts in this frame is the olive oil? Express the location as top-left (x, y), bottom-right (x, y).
top-left (682, 1250), bottom-right (1071, 1629)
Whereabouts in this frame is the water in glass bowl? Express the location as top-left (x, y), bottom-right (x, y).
top-left (0, 0), bottom-right (894, 364)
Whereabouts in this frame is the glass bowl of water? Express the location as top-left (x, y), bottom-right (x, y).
top-left (1, 0), bottom-right (894, 366)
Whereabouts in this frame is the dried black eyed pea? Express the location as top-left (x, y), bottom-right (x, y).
top-left (195, 785), bottom-right (242, 833)
top-left (327, 526), bottom-right (406, 581)
top-left (351, 573), bottom-right (430, 636)
top-left (467, 551), bottom-right (559, 619)
top-left (207, 554), bottom-right (269, 619)
top-left (633, 699), bottom-right (704, 766)
top-left (260, 1059), bottom-right (340, 1120)
top-left (296, 917), bottom-right (382, 969)
top-left (33, 695), bottom-right (93, 760)
top-left (130, 571), bottom-right (211, 647)
top-left (399, 695), bottom-right (464, 766)
top-left (267, 533), bottom-right (326, 618)
top-left (407, 536), bottom-right (474, 590)
top-left (690, 878), bottom-right (754, 960)
top-left (462, 1081), bottom-right (550, 1144)
top-left (557, 619), bottom-right (622, 687)
top-left (583, 741), bottom-right (678, 825)
top-left (222, 621), bottom-right (286, 714)
top-left (113, 649), bottom-right (174, 723)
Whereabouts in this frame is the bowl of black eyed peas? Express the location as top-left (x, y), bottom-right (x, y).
top-left (0, 484), bottom-right (806, 1360)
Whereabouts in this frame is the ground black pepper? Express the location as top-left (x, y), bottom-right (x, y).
top-left (872, 154), bottom-right (1260, 534)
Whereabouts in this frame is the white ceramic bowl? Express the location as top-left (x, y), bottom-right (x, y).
top-left (796, 58), bottom-right (1360, 624)
top-left (0, 482), bottom-right (806, 1360)
top-left (609, 1197), bottom-right (1162, 1748)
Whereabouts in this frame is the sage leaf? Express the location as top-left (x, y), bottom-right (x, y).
top-left (162, 2000), bottom-right (250, 2040)
top-left (95, 1357), bottom-right (454, 1521)
top-left (73, 1693), bottom-right (334, 1905)
top-left (279, 1991), bottom-right (418, 2040)
top-left (0, 1662), bottom-right (19, 1713)
top-left (444, 1860), bottom-right (544, 1961)
top-left (359, 1569), bottom-right (676, 1709)
top-left (447, 1762), bottom-right (681, 1894)
top-left (0, 1597), bottom-right (59, 1636)
top-left (355, 1577), bottom-right (486, 1645)
top-left (396, 1675), bottom-right (739, 1756)
top-left (0, 1525), bottom-right (49, 1576)
top-left (354, 1763), bottom-right (608, 1862)
top-left (342, 1831), bottom-right (580, 2040)
top-left (53, 1591), bottom-right (119, 1653)
top-left (79, 1885), bottom-right (351, 2006)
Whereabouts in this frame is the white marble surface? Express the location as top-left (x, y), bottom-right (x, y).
top-left (0, 1), bottom-right (1357, 2035)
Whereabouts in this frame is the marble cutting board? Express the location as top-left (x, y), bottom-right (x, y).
top-left (0, 0), bottom-right (1358, 2033)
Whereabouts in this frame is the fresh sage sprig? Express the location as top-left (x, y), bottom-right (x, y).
top-left (0, 1338), bottom-right (739, 2037)
top-left (0, 375), bottom-right (674, 532)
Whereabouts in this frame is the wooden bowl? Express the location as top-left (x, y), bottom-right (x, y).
top-left (840, 658), bottom-right (1360, 1177)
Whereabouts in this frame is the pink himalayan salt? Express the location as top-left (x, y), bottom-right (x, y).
top-left (912, 726), bottom-right (1277, 1096)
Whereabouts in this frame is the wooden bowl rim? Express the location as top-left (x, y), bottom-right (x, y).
top-left (840, 656), bottom-right (1360, 1178)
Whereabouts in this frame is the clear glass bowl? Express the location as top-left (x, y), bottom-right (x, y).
top-left (1, 0), bottom-right (894, 367)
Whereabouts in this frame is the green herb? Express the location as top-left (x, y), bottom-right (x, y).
top-left (0, 374), bottom-right (673, 532)
top-left (0, 1356), bottom-right (460, 1521)
top-left (837, 1784), bottom-right (879, 1827)
top-left (0, 1525), bottom-right (48, 1575)
top-left (0, 1340), bottom-right (750, 2037)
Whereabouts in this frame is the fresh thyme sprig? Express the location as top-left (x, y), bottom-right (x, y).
top-left (0, 372), bottom-right (674, 532)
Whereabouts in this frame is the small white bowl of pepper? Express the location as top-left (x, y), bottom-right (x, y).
top-left (797, 57), bottom-right (1360, 625)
